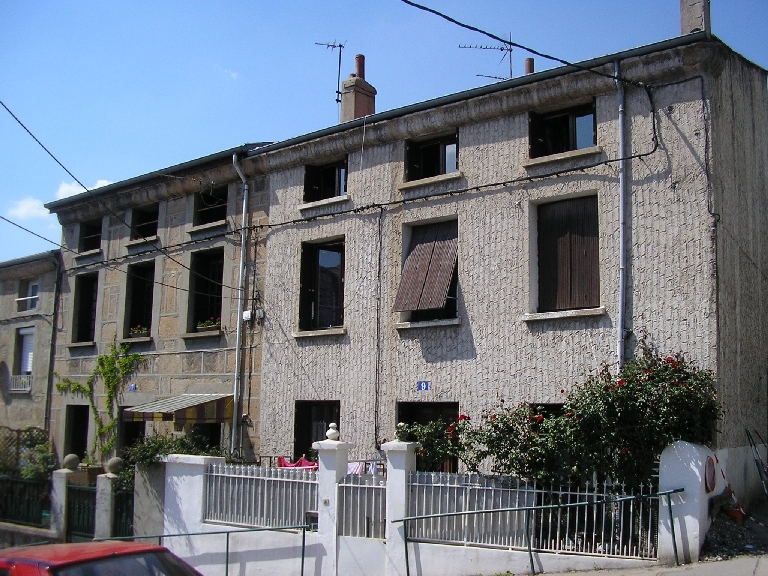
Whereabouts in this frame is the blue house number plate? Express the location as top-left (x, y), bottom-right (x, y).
top-left (417, 381), bottom-right (430, 391)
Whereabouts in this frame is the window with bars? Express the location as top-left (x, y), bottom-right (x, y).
top-left (393, 220), bottom-right (458, 322)
top-left (79, 219), bottom-right (102, 252)
top-left (299, 240), bottom-right (345, 330)
top-left (405, 133), bottom-right (458, 181)
top-left (189, 249), bottom-right (224, 331)
top-left (529, 103), bottom-right (596, 158)
top-left (537, 196), bottom-right (600, 312)
top-left (125, 261), bottom-right (155, 336)
top-left (73, 273), bottom-right (98, 342)
top-left (16, 279), bottom-right (38, 312)
top-left (304, 157), bottom-right (347, 203)
top-left (193, 186), bottom-right (228, 226)
top-left (131, 203), bottom-right (160, 239)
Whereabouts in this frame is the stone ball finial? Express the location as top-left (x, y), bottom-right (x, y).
top-left (106, 456), bottom-right (125, 474)
top-left (326, 422), bottom-right (340, 441)
top-left (62, 454), bottom-right (80, 470)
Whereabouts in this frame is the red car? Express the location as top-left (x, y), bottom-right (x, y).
top-left (0, 540), bottom-right (202, 576)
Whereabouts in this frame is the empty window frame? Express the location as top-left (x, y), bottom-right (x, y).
top-left (193, 186), bottom-right (228, 226)
top-left (79, 219), bottom-right (102, 252)
top-left (15, 327), bottom-right (34, 375)
top-left (294, 400), bottom-right (340, 460)
top-left (405, 133), bottom-right (458, 181)
top-left (529, 103), bottom-right (596, 159)
top-left (125, 261), bottom-right (155, 336)
top-left (73, 273), bottom-right (98, 342)
top-left (189, 249), bottom-right (224, 331)
top-left (537, 196), bottom-right (600, 312)
top-left (299, 240), bottom-right (345, 330)
top-left (393, 220), bottom-right (458, 322)
top-left (16, 279), bottom-right (38, 312)
top-left (304, 157), bottom-right (347, 203)
top-left (130, 203), bottom-right (160, 239)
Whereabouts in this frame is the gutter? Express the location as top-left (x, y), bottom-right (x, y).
top-left (615, 61), bottom-right (628, 368)
top-left (44, 251), bottom-right (62, 433)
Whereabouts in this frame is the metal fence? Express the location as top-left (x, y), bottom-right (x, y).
top-left (0, 476), bottom-right (50, 527)
top-left (67, 485), bottom-right (96, 542)
top-left (205, 464), bottom-right (318, 528)
top-left (338, 473), bottom-right (386, 538)
top-left (113, 488), bottom-right (134, 538)
top-left (9, 375), bottom-right (32, 393)
top-left (407, 472), bottom-right (659, 560)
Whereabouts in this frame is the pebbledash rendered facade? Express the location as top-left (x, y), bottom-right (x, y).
top-left (43, 28), bottom-right (767, 481)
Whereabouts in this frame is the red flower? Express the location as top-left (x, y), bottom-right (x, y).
top-left (560, 389), bottom-right (565, 394)
top-left (666, 356), bottom-right (675, 363)
top-left (644, 369), bottom-right (651, 375)
top-left (528, 416), bottom-right (535, 422)
top-left (575, 415), bottom-right (581, 421)
top-left (616, 379), bottom-right (625, 387)
top-left (418, 448), bottom-right (424, 455)
top-left (447, 424), bottom-right (455, 433)
top-left (535, 415), bottom-right (544, 423)
top-left (565, 411), bottom-right (573, 418)
top-left (621, 448), bottom-right (628, 455)
top-left (457, 414), bottom-right (470, 421)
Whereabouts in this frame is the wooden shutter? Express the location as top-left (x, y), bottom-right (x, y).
top-left (393, 221), bottom-right (459, 312)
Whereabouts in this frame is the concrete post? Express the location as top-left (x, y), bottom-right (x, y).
top-left (658, 441), bottom-right (721, 564)
top-left (382, 440), bottom-right (419, 576)
top-left (162, 454), bottom-right (225, 536)
top-left (50, 454), bottom-right (85, 541)
top-left (133, 463), bottom-right (166, 537)
top-left (312, 435), bottom-right (351, 576)
top-left (93, 472), bottom-right (117, 540)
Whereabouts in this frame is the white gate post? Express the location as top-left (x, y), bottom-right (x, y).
top-left (382, 440), bottom-right (419, 576)
top-left (313, 426), bottom-right (351, 576)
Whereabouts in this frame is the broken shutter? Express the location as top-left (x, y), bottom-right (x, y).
top-left (393, 221), bottom-right (459, 312)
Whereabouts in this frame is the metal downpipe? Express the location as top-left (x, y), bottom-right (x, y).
top-left (615, 60), bottom-right (628, 368)
top-left (231, 154), bottom-right (250, 454)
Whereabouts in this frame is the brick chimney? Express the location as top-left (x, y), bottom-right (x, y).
top-left (340, 54), bottom-right (377, 123)
top-left (680, 0), bottom-right (711, 35)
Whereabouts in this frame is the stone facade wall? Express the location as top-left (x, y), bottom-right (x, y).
top-left (259, 44), bottom-right (731, 459)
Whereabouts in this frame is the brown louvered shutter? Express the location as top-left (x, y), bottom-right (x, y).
top-left (537, 197), bottom-right (599, 312)
top-left (393, 221), bottom-right (459, 312)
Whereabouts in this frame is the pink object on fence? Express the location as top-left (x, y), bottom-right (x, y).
top-left (276, 455), bottom-right (318, 470)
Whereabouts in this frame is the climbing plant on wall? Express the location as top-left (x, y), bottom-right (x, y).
top-left (56, 340), bottom-right (144, 461)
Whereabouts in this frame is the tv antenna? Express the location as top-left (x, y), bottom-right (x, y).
top-left (459, 33), bottom-right (513, 80)
top-left (315, 41), bottom-right (346, 104)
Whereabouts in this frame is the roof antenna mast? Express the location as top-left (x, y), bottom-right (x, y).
top-left (459, 32), bottom-right (513, 81)
top-left (316, 41), bottom-right (346, 113)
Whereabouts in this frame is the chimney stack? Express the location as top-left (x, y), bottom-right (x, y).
top-left (525, 58), bottom-right (535, 75)
top-left (340, 54), bottom-right (377, 123)
top-left (680, 0), bottom-right (711, 35)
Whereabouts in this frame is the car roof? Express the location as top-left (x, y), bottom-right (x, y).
top-left (0, 540), bottom-right (169, 567)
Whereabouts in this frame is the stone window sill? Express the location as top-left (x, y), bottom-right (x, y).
top-left (522, 146), bottom-right (603, 169)
top-left (299, 195), bottom-right (351, 213)
top-left (181, 330), bottom-right (222, 340)
top-left (67, 341), bottom-right (95, 349)
top-left (522, 307), bottom-right (606, 322)
top-left (292, 327), bottom-right (347, 339)
top-left (395, 317), bottom-right (461, 330)
top-left (188, 221), bottom-right (227, 235)
top-left (118, 336), bottom-right (152, 344)
top-left (126, 235), bottom-right (158, 247)
top-left (74, 248), bottom-right (102, 260)
top-left (398, 171), bottom-right (464, 193)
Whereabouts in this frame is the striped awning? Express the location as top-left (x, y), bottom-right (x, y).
top-left (122, 394), bottom-right (233, 424)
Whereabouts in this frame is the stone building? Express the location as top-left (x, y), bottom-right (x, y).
top-left (0, 251), bottom-right (61, 431)
top-left (44, 144), bottom-right (269, 461)
top-left (240, 27), bottom-right (767, 474)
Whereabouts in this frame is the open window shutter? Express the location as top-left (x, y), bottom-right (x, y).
top-left (304, 165), bottom-right (319, 202)
top-left (529, 112), bottom-right (543, 158)
top-left (416, 222), bottom-right (459, 310)
top-left (569, 196), bottom-right (599, 308)
top-left (393, 225), bottom-right (437, 312)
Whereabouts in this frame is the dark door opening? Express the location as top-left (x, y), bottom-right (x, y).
top-left (397, 401), bottom-right (459, 472)
top-left (118, 410), bottom-right (145, 452)
top-left (294, 401), bottom-right (340, 460)
top-left (191, 423), bottom-right (222, 450)
top-left (64, 405), bottom-right (90, 460)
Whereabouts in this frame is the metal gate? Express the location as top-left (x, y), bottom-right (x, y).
top-left (112, 488), bottom-right (134, 537)
top-left (67, 485), bottom-right (96, 541)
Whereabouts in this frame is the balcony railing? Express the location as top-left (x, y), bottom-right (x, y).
top-left (9, 375), bottom-right (32, 392)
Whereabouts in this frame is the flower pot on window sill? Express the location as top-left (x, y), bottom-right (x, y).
top-left (196, 325), bottom-right (221, 333)
top-left (128, 331), bottom-right (149, 338)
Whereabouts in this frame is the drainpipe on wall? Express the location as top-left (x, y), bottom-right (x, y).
top-left (43, 252), bottom-right (61, 433)
top-left (615, 60), bottom-right (628, 369)
top-left (231, 154), bottom-right (250, 454)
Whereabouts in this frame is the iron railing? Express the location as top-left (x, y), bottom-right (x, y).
top-left (338, 473), bottom-right (386, 538)
top-left (67, 484), bottom-right (96, 541)
top-left (112, 488), bottom-right (134, 538)
top-left (0, 477), bottom-right (50, 527)
top-left (205, 463), bottom-right (318, 528)
top-left (9, 375), bottom-right (32, 393)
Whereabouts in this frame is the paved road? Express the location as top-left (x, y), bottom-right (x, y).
top-left (582, 556), bottom-right (768, 575)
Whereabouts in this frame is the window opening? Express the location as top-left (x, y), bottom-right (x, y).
top-left (190, 249), bottom-right (224, 331)
top-left (397, 401), bottom-right (459, 472)
top-left (304, 157), bottom-right (348, 203)
top-left (529, 103), bottom-right (596, 158)
top-left (16, 279), bottom-right (38, 311)
top-left (299, 240), bottom-right (345, 330)
top-left (65, 405), bottom-right (90, 460)
top-left (126, 262), bottom-right (155, 336)
top-left (118, 409), bottom-right (145, 451)
top-left (131, 203), bottom-right (160, 239)
top-left (73, 273), bottom-right (98, 342)
top-left (79, 219), bottom-right (102, 252)
top-left (191, 423), bottom-right (222, 450)
top-left (294, 400), bottom-right (340, 460)
top-left (406, 133), bottom-right (458, 181)
top-left (393, 220), bottom-right (458, 322)
top-left (193, 186), bottom-right (228, 226)
top-left (537, 196), bottom-right (599, 312)
top-left (15, 327), bottom-right (34, 375)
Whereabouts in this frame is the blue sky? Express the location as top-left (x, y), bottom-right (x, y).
top-left (1, 1), bottom-right (766, 263)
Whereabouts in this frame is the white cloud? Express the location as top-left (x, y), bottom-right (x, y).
top-left (8, 197), bottom-right (50, 220)
top-left (225, 69), bottom-right (240, 80)
top-left (55, 179), bottom-right (112, 199)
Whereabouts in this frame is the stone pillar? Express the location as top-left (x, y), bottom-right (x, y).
top-left (382, 440), bottom-right (419, 576)
top-left (313, 424), bottom-right (351, 576)
top-left (658, 441), bottom-right (720, 564)
top-left (133, 462), bottom-right (166, 537)
top-left (93, 457), bottom-right (124, 540)
top-left (162, 454), bottom-right (225, 536)
top-left (50, 454), bottom-right (85, 541)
